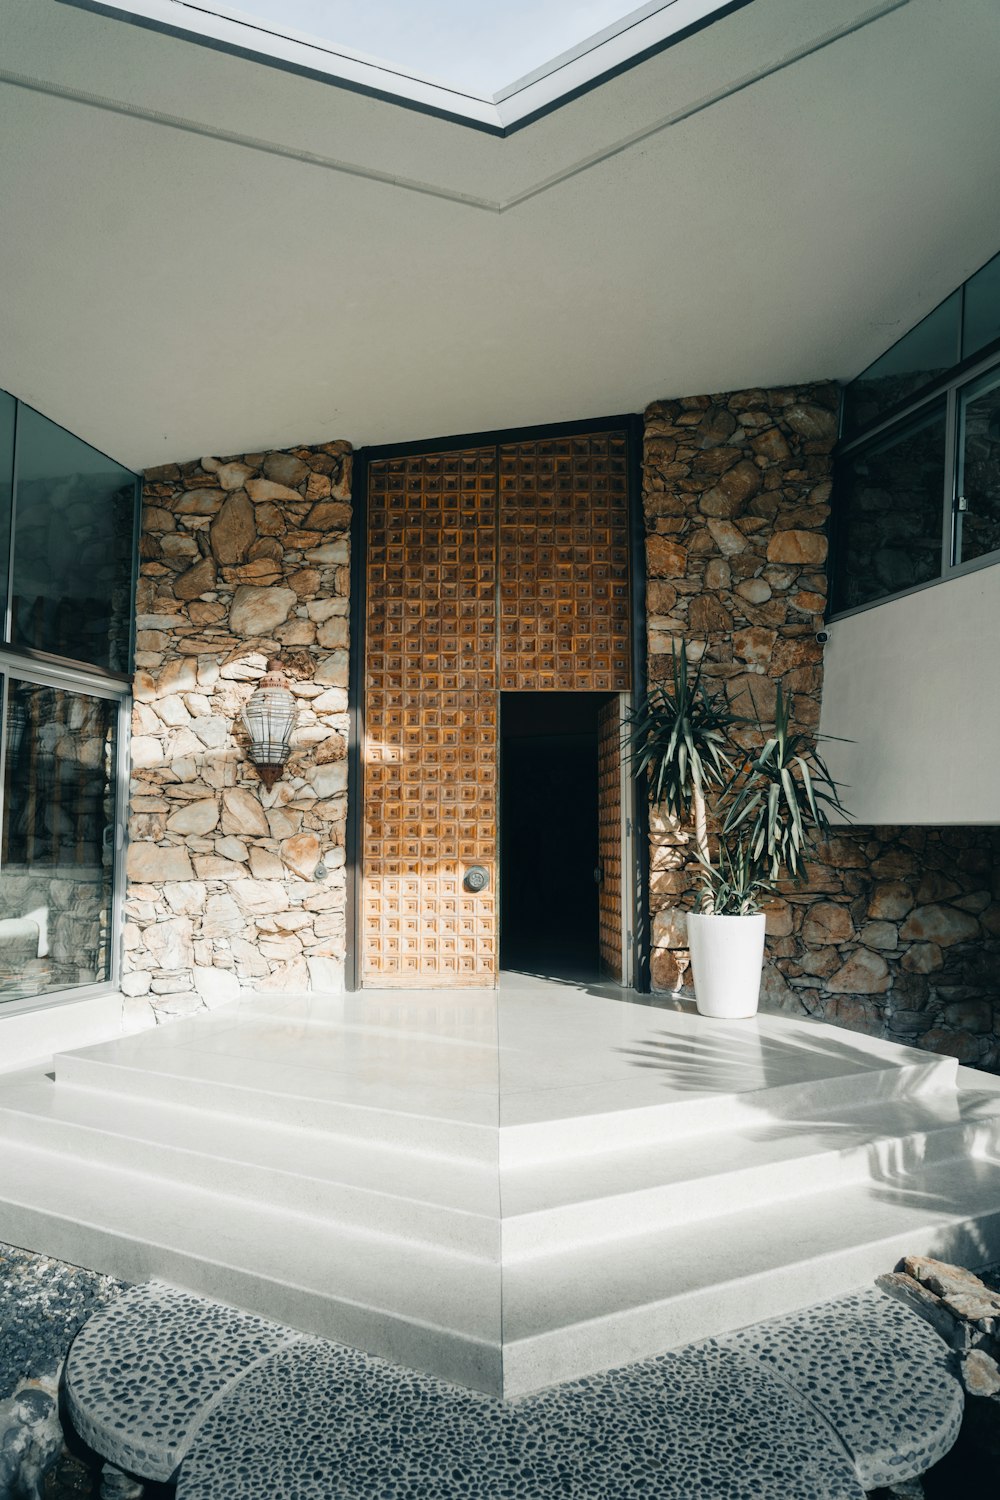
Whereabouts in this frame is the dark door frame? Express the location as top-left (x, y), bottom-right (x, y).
top-left (345, 413), bottom-right (649, 992)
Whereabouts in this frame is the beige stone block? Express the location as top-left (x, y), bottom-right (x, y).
top-left (304, 501), bottom-right (351, 532)
top-left (174, 556), bottom-right (218, 599)
top-left (210, 490), bottom-right (256, 565)
top-left (267, 807), bottom-right (302, 840)
top-left (257, 958), bottom-right (311, 992)
top-left (901, 942), bottom-right (944, 974)
top-left (164, 804), bottom-right (220, 840)
top-left (127, 844), bottom-right (194, 882)
top-left (303, 539), bottom-right (350, 566)
top-left (316, 616), bottom-right (349, 649)
top-left (645, 535), bottom-right (687, 577)
top-left (308, 763), bottom-right (347, 800)
top-left (201, 893), bottom-right (243, 937)
top-left (307, 956), bottom-right (344, 993)
top-left (145, 916), bottom-right (194, 971)
top-left (221, 786), bottom-right (271, 838)
top-left (130, 737), bottom-right (165, 769)
top-left (249, 848), bottom-right (285, 880)
top-left (155, 694), bottom-right (192, 728)
top-left (216, 462), bottom-right (255, 491)
top-left (192, 966), bottom-right (242, 1007)
top-left (263, 453), bottom-right (309, 488)
top-left (766, 530), bottom-right (828, 566)
top-left (280, 833), bottom-right (321, 880)
top-left (246, 477), bottom-right (301, 503)
top-left (732, 627), bottom-right (777, 667)
top-left (216, 836), bottom-right (249, 863)
top-left (229, 585), bottom-right (297, 636)
top-left (193, 855), bottom-right (248, 881)
top-left (173, 487), bottom-right (223, 515)
top-left (233, 880), bottom-right (290, 915)
top-left (900, 904), bottom-right (980, 947)
top-left (706, 519), bottom-right (747, 555)
top-left (163, 881), bottom-right (208, 916)
top-left (825, 948), bottom-right (890, 994)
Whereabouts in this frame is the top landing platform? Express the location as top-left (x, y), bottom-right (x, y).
top-left (57, 974), bottom-right (960, 1160)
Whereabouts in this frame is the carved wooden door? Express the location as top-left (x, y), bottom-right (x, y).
top-left (363, 433), bottom-right (630, 989)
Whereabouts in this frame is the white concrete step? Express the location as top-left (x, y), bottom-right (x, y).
top-left (501, 1147), bottom-right (1000, 1393)
top-left (4, 1073), bottom-right (997, 1268)
top-left (0, 1075), bottom-right (500, 1259)
top-left (501, 1091), bottom-right (1000, 1258)
top-left (53, 1041), bottom-right (498, 1162)
top-left (497, 1046), bottom-right (958, 1165)
top-left (0, 1135), bottom-right (505, 1395)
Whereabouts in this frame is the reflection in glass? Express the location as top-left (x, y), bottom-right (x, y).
top-left (10, 405), bottom-right (137, 671)
top-left (962, 252), bottom-right (1000, 363)
top-left (0, 678), bottom-right (117, 1001)
top-left (832, 401), bottom-right (946, 612)
top-left (0, 393), bottom-right (13, 628)
top-left (842, 292), bottom-right (960, 438)
top-left (957, 370), bottom-right (1000, 565)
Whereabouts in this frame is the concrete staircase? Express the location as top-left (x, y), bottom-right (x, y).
top-left (1, 984), bottom-right (1000, 1397)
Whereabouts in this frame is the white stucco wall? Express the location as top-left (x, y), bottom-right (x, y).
top-left (818, 566), bottom-right (1000, 825)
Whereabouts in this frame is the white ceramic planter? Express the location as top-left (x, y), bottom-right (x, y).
top-left (686, 912), bottom-right (766, 1019)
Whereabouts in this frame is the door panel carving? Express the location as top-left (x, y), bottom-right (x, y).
top-left (363, 434), bottom-right (630, 988)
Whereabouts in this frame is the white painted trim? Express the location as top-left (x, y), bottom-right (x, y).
top-left (0, 992), bottom-right (125, 1074)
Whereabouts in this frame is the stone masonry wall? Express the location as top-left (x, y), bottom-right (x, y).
top-left (642, 385), bottom-right (1000, 1071)
top-left (123, 442), bottom-right (351, 1026)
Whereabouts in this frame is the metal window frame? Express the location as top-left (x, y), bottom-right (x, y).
top-left (830, 343), bottom-right (1000, 623)
top-left (0, 648), bottom-right (130, 1015)
top-left (0, 386), bottom-right (139, 1017)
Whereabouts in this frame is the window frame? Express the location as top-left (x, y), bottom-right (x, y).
top-left (830, 342), bottom-right (1000, 623)
top-left (0, 649), bottom-right (131, 1017)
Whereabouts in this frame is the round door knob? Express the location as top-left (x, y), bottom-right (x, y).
top-left (464, 865), bottom-right (489, 893)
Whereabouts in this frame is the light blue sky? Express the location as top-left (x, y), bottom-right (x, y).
top-left (215, 1), bottom-right (642, 95)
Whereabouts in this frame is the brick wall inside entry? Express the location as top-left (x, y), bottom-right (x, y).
top-left (642, 384), bottom-right (1000, 1071)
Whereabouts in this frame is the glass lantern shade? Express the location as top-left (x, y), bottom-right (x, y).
top-left (240, 660), bottom-right (297, 788)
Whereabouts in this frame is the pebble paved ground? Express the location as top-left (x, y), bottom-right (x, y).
top-left (0, 1240), bottom-right (997, 1498)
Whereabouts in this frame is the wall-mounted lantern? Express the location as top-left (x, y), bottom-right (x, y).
top-left (240, 658), bottom-right (298, 789)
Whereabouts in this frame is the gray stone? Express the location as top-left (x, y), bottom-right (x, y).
top-left (64, 1282), bottom-right (300, 1483)
top-left (177, 1331), bottom-right (865, 1500)
top-left (723, 1287), bottom-right (962, 1489)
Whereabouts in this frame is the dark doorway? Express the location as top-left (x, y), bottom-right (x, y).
top-left (500, 693), bottom-right (615, 981)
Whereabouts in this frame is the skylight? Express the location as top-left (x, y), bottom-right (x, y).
top-left (213, 0), bottom-right (650, 99)
top-left (64, 0), bottom-right (745, 127)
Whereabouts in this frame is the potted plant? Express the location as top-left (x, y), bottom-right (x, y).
top-left (630, 644), bottom-right (847, 1018)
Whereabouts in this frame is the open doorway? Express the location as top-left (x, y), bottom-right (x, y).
top-left (500, 692), bottom-right (623, 983)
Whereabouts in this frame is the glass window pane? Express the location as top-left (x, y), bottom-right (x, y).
top-left (957, 368), bottom-right (1000, 565)
top-left (842, 292), bottom-right (961, 438)
top-left (832, 400), bottom-right (946, 612)
top-left (10, 405), bottom-right (137, 671)
top-left (0, 392), bottom-right (13, 628)
top-left (962, 252), bottom-right (1000, 362)
top-left (0, 678), bottom-right (118, 1002)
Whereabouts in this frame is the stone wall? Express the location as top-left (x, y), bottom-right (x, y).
top-left (642, 385), bottom-right (1000, 1071)
top-left (124, 442), bottom-right (351, 1024)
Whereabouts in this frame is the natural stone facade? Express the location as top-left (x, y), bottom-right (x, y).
top-left (642, 385), bottom-right (1000, 1071)
top-left (124, 442), bottom-right (351, 1025)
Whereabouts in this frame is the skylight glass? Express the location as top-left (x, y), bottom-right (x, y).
top-left (181, 0), bottom-right (670, 98)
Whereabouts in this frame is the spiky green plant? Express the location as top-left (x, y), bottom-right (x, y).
top-left (723, 683), bottom-right (848, 883)
top-left (628, 644), bottom-right (737, 913)
top-left (631, 648), bottom-right (849, 915)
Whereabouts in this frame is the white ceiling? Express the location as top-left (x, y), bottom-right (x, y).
top-left (1, 0), bottom-right (999, 469)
